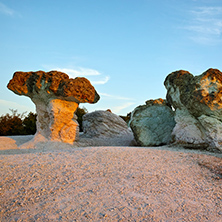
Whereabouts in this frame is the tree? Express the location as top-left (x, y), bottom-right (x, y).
top-left (0, 109), bottom-right (25, 136)
top-left (23, 112), bottom-right (37, 135)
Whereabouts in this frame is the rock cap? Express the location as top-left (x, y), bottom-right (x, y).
top-left (7, 70), bottom-right (100, 104)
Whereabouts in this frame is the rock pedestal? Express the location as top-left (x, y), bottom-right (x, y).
top-left (34, 99), bottom-right (79, 143)
top-left (7, 70), bottom-right (100, 144)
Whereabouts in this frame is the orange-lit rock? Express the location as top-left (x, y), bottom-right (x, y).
top-left (7, 70), bottom-right (100, 144)
top-left (145, 98), bottom-right (169, 106)
top-left (7, 71), bottom-right (100, 104)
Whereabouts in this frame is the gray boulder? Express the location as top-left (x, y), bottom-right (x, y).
top-left (129, 99), bottom-right (176, 146)
top-left (82, 110), bottom-right (133, 138)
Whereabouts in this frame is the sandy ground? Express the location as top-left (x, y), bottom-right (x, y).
top-left (0, 136), bottom-right (221, 221)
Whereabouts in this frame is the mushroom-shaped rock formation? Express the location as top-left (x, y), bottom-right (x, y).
top-left (164, 68), bottom-right (222, 151)
top-left (7, 70), bottom-right (100, 144)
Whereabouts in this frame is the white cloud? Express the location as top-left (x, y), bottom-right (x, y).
top-left (190, 6), bottom-right (222, 16)
top-left (112, 102), bottom-right (136, 114)
top-left (99, 92), bottom-right (135, 101)
top-left (54, 67), bottom-right (101, 78)
top-left (50, 67), bottom-right (110, 85)
top-left (83, 92), bottom-right (136, 114)
top-left (91, 76), bottom-right (110, 85)
top-left (185, 6), bottom-right (222, 44)
top-left (0, 2), bottom-right (14, 16)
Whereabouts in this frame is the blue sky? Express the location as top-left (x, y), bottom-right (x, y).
top-left (0, 0), bottom-right (222, 116)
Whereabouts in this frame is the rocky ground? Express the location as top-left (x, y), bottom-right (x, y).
top-left (0, 136), bottom-right (221, 221)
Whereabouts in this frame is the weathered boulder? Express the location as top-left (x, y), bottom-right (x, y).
top-left (171, 109), bottom-right (207, 147)
top-left (129, 99), bottom-right (176, 146)
top-left (7, 70), bottom-right (100, 143)
top-left (82, 110), bottom-right (133, 138)
top-left (164, 68), bottom-right (222, 151)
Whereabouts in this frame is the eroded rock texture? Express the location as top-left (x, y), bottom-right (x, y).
top-left (130, 99), bottom-right (176, 146)
top-left (82, 110), bottom-right (133, 139)
top-left (164, 68), bottom-right (222, 151)
top-left (7, 71), bottom-right (100, 143)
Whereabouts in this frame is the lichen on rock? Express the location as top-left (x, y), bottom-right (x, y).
top-left (7, 70), bottom-right (100, 103)
top-left (164, 68), bottom-right (222, 151)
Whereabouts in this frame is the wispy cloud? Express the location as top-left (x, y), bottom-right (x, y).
top-left (0, 2), bottom-right (14, 16)
top-left (190, 6), bottom-right (222, 16)
top-left (99, 92), bottom-right (135, 101)
top-left (54, 67), bottom-right (101, 77)
top-left (185, 6), bottom-right (222, 44)
top-left (50, 67), bottom-right (110, 85)
top-left (90, 93), bottom-right (136, 114)
top-left (91, 76), bottom-right (110, 85)
top-left (112, 102), bottom-right (136, 114)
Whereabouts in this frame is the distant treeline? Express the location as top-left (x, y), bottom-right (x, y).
top-left (0, 108), bottom-right (131, 136)
top-left (0, 107), bottom-right (88, 136)
top-left (0, 109), bottom-right (37, 136)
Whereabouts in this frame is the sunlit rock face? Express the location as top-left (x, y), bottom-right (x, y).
top-left (164, 68), bottom-right (222, 151)
top-left (7, 70), bottom-right (100, 143)
top-left (129, 99), bottom-right (176, 146)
